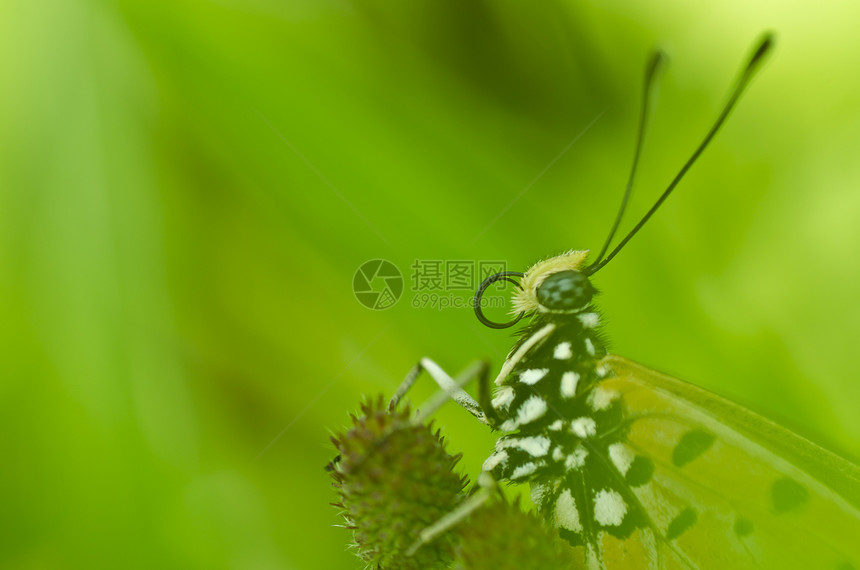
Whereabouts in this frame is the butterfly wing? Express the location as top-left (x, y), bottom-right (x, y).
top-left (590, 354), bottom-right (860, 569)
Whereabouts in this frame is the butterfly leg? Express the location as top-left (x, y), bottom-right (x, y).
top-left (475, 357), bottom-right (502, 428)
top-left (326, 359), bottom-right (493, 471)
top-left (405, 471), bottom-right (500, 556)
top-left (390, 357), bottom-right (492, 425)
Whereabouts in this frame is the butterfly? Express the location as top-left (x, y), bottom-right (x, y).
top-left (381, 33), bottom-right (860, 569)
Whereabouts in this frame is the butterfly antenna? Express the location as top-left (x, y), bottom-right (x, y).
top-left (590, 49), bottom-right (667, 268)
top-left (585, 33), bottom-right (774, 275)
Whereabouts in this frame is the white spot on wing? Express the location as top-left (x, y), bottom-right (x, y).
top-left (500, 419), bottom-right (519, 432)
top-left (579, 312), bottom-right (600, 328)
top-left (482, 450), bottom-right (508, 471)
top-left (552, 447), bottom-right (564, 461)
top-left (553, 342), bottom-right (573, 360)
top-left (554, 488), bottom-right (583, 532)
top-left (608, 443), bottom-right (635, 476)
top-left (499, 436), bottom-right (551, 457)
top-left (520, 368), bottom-right (549, 385)
top-left (571, 417), bottom-right (597, 438)
top-left (560, 371), bottom-right (579, 398)
top-left (588, 386), bottom-right (619, 411)
top-left (548, 419), bottom-right (564, 431)
top-left (491, 386), bottom-right (515, 410)
top-left (584, 338), bottom-right (596, 356)
top-left (511, 462), bottom-right (539, 480)
top-left (565, 445), bottom-right (588, 470)
top-left (594, 488), bottom-right (627, 527)
top-left (585, 545), bottom-right (602, 570)
top-left (516, 395), bottom-right (547, 425)
top-left (531, 482), bottom-right (549, 509)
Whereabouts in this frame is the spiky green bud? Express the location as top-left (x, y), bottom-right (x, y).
top-left (453, 498), bottom-right (578, 570)
top-left (330, 395), bottom-right (468, 569)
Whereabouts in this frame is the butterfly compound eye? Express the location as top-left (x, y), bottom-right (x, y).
top-left (536, 270), bottom-right (593, 312)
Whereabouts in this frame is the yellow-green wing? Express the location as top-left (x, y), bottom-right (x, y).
top-left (593, 354), bottom-right (860, 570)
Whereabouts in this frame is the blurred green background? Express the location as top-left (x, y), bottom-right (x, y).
top-left (3, 1), bottom-right (860, 568)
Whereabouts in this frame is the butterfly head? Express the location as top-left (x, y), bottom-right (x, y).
top-left (474, 250), bottom-right (599, 329)
top-left (513, 250), bottom-right (595, 315)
